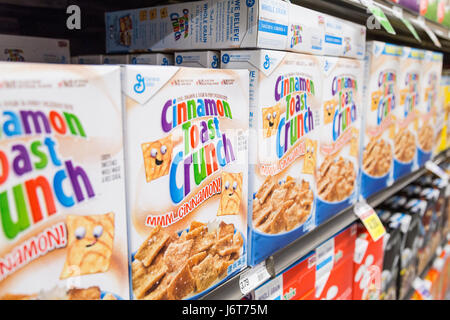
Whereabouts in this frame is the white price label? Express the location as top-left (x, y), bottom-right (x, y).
top-left (359, 0), bottom-right (374, 7)
top-left (425, 161), bottom-right (449, 182)
top-left (239, 261), bottom-right (271, 295)
top-left (354, 201), bottom-right (386, 242)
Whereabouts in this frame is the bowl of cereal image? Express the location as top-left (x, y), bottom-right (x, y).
top-left (315, 156), bottom-right (356, 225)
top-left (416, 124), bottom-right (433, 167)
top-left (393, 130), bottom-right (416, 180)
top-left (250, 176), bottom-right (315, 264)
top-left (130, 221), bottom-right (245, 300)
top-left (361, 139), bottom-right (393, 199)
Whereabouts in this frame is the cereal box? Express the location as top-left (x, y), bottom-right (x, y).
top-left (441, 73), bottom-right (450, 151)
top-left (129, 53), bottom-right (174, 65)
top-left (418, 51), bottom-right (443, 162)
top-left (0, 34), bottom-right (70, 64)
top-left (221, 49), bottom-right (321, 266)
top-left (103, 55), bottom-right (130, 64)
top-left (317, 57), bottom-right (363, 225)
top-left (394, 46), bottom-right (424, 179)
top-left (175, 51), bottom-right (220, 69)
top-left (122, 65), bottom-right (249, 299)
top-left (0, 63), bottom-right (129, 300)
top-left (360, 41), bottom-right (401, 200)
top-left (76, 55), bottom-right (104, 64)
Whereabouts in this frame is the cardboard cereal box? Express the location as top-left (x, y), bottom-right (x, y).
top-left (0, 63), bottom-right (129, 300)
top-left (441, 73), bottom-right (450, 151)
top-left (129, 53), bottom-right (174, 65)
top-left (317, 57), bottom-right (363, 225)
top-left (122, 65), bottom-right (249, 300)
top-left (360, 41), bottom-right (401, 200)
top-left (175, 51), bottom-right (220, 69)
top-left (417, 50), bottom-right (443, 166)
top-left (394, 46), bottom-right (424, 179)
top-left (221, 49), bottom-right (321, 266)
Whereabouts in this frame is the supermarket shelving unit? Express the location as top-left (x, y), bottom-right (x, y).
top-left (0, 0), bottom-right (448, 301)
top-left (202, 149), bottom-right (450, 300)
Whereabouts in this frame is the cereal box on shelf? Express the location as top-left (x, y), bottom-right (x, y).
top-left (103, 55), bottom-right (129, 64)
top-left (221, 49), bottom-right (321, 266)
top-left (175, 51), bottom-right (220, 69)
top-left (0, 62), bottom-right (129, 300)
top-left (317, 56), bottom-right (363, 225)
top-left (360, 41), bottom-right (401, 200)
top-left (76, 55), bottom-right (104, 64)
top-left (417, 50), bottom-right (443, 166)
top-left (0, 34), bottom-right (70, 64)
top-left (122, 65), bottom-right (249, 300)
top-left (394, 46), bottom-right (424, 178)
top-left (129, 53), bottom-right (173, 65)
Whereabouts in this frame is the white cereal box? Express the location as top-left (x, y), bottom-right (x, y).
top-left (103, 54), bottom-right (130, 64)
top-left (317, 56), bottom-right (363, 225)
top-left (0, 34), bottom-right (70, 64)
top-left (175, 51), bottom-right (220, 69)
top-left (0, 63), bottom-right (129, 300)
top-left (129, 53), bottom-right (174, 65)
top-left (418, 50), bottom-right (443, 163)
top-left (122, 65), bottom-right (249, 299)
top-left (221, 49), bottom-right (321, 266)
top-left (360, 41), bottom-right (401, 200)
top-left (77, 55), bottom-right (104, 64)
top-left (395, 46), bottom-right (424, 177)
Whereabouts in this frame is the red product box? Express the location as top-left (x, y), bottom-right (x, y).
top-left (352, 224), bottom-right (385, 300)
top-left (282, 224), bottom-right (356, 300)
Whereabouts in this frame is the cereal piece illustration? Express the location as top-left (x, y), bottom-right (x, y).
top-left (142, 135), bottom-right (173, 182)
top-left (252, 176), bottom-right (313, 234)
top-left (394, 129), bottom-right (415, 162)
top-left (371, 91), bottom-right (382, 111)
top-left (217, 172), bottom-right (243, 216)
top-left (67, 287), bottom-right (101, 300)
top-left (418, 124), bottom-right (434, 151)
top-left (131, 222), bottom-right (243, 300)
top-left (362, 138), bottom-right (392, 177)
top-left (60, 213), bottom-right (115, 279)
top-left (262, 104), bottom-right (281, 138)
top-left (317, 156), bottom-right (356, 202)
top-left (323, 100), bottom-right (337, 125)
top-left (302, 139), bottom-right (317, 174)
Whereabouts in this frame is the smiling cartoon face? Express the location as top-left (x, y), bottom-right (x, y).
top-left (217, 172), bottom-right (243, 216)
top-left (262, 104), bottom-right (281, 138)
top-left (323, 100), bottom-right (337, 125)
top-left (142, 135), bottom-right (173, 182)
top-left (302, 139), bottom-right (317, 174)
top-left (60, 212), bottom-right (115, 279)
top-left (371, 90), bottom-right (382, 111)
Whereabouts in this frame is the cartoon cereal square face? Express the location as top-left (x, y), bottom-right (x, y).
top-left (399, 88), bottom-right (408, 106)
top-left (160, 7), bottom-right (168, 18)
top-left (262, 104), bottom-right (281, 138)
top-left (217, 172), bottom-right (243, 216)
top-left (142, 135), bottom-right (173, 182)
top-left (302, 139), bottom-right (317, 174)
top-left (60, 212), bottom-right (115, 279)
top-left (149, 8), bottom-right (157, 20)
top-left (371, 91), bottom-right (382, 111)
top-left (323, 100), bottom-right (337, 125)
top-left (350, 128), bottom-right (359, 157)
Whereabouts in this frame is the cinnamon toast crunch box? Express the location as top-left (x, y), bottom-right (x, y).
top-left (122, 66), bottom-right (249, 299)
top-left (317, 56), bottom-right (363, 225)
top-left (418, 50), bottom-right (443, 164)
top-left (221, 49), bottom-right (321, 266)
top-left (0, 62), bottom-right (129, 300)
top-left (360, 41), bottom-right (401, 199)
top-left (394, 46), bottom-right (424, 178)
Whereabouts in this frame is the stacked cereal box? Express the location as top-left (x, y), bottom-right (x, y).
top-left (317, 56), bottom-right (363, 225)
top-left (360, 41), bottom-right (401, 199)
top-left (122, 66), bottom-right (249, 299)
top-left (0, 63), bottom-right (129, 300)
top-left (395, 46), bottom-right (424, 178)
top-left (418, 50), bottom-right (443, 162)
top-left (221, 49), bottom-right (321, 265)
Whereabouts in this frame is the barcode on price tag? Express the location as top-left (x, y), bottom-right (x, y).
top-left (354, 201), bottom-right (386, 242)
top-left (239, 261), bottom-right (271, 295)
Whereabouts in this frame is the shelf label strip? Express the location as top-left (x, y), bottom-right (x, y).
top-left (354, 201), bottom-right (386, 242)
top-left (239, 261), bottom-right (271, 295)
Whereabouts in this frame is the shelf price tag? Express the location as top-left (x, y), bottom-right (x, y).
top-left (391, 7), bottom-right (421, 42)
top-left (354, 201), bottom-right (386, 242)
top-left (360, 0), bottom-right (396, 34)
top-left (239, 260), bottom-right (271, 295)
top-left (412, 278), bottom-right (433, 300)
top-left (425, 160), bottom-right (449, 182)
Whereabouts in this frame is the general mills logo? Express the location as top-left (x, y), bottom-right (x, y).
top-left (133, 74), bottom-right (145, 94)
top-left (176, 55), bottom-right (183, 65)
top-left (211, 55), bottom-right (219, 68)
top-left (131, 57), bottom-right (138, 64)
top-left (263, 55), bottom-right (270, 69)
top-left (246, 0), bottom-right (255, 8)
top-left (162, 58), bottom-right (169, 65)
top-left (222, 53), bottom-right (230, 64)
top-left (324, 60), bottom-right (330, 72)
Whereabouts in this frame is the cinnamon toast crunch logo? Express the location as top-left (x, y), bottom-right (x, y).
top-left (170, 9), bottom-right (189, 41)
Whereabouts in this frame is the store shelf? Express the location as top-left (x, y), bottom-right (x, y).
top-left (201, 149), bottom-right (449, 300)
